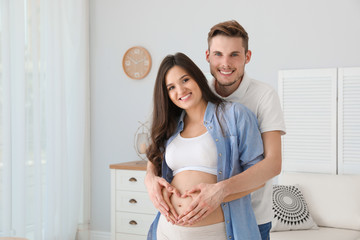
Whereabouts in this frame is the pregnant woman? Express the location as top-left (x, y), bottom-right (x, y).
top-left (146, 52), bottom-right (264, 240)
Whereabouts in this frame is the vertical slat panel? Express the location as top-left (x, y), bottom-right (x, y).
top-left (278, 68), bottom-right (337, 173)
top-left (0, 0), bottom-right (12, 236)
top-left (26, 0), bottom-right (43, 238)
top-left (338, 67), bottom-right (360, 174)
top-left (10, 0), bottom-right (27, 236)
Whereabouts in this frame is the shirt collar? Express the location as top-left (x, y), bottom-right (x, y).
top-left (210, 72), bottom-right (251, 100)
top-left (178, 102), bottom-right (216, 126)
top-left (204, 102), bottom-right (215, 124)
top-left (178, 111), bottom-right (186, 129)
top-left (230, 72), bottom-right (250, 100)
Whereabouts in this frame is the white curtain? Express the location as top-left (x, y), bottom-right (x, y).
top-left (0, 0), bottom-right (90, 239)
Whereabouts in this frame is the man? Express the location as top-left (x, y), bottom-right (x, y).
top-left (145, 20), bottom-right (286, 240)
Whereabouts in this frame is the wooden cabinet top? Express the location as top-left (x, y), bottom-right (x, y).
top-left (109, 160), bottom-right (147, 171)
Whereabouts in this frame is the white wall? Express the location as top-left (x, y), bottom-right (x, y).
top-left (89, 0), bottom-right (360, 232)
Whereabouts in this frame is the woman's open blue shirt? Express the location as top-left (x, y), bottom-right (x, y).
top-left (148, 101), bottom-right (263, 240)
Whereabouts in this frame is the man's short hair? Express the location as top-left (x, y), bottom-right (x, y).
top-left (207, 20), bottom-right (249, 52)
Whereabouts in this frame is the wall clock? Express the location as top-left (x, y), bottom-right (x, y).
top-left (122, 46), bottom-right (152, 80)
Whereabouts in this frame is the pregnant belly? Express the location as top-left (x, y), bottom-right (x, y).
top-left (170, 170), bottom-right (224, 227)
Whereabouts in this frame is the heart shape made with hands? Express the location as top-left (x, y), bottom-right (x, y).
top-left (163, 187), bottom-right (200, 218)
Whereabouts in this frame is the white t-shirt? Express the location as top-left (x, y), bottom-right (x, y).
top-left (209, 72), bottom-right (286, 224)
top-left (165, 131), bottom-right (218, 176)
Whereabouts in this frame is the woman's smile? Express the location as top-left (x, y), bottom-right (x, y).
top-left (179, 93), bottom-right (191, 101)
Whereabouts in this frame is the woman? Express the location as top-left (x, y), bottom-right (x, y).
top-left (146, 52), bottom-right (263, 240)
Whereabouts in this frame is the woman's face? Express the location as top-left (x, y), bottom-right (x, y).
top-left (165, 65), bottom-right (205, 111)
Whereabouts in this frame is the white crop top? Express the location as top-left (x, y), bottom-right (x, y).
top-left (165, 131), bottom-right (218, 176)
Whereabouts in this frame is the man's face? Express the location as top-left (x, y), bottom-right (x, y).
top-left (206, 35), bottom-right (251, 95)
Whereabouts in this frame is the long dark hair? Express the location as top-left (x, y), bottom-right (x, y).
top-left (146, 52), bottom-right (224, 175)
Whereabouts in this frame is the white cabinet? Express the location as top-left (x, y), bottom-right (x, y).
top-left (110, 161), bottom-right (157, 240)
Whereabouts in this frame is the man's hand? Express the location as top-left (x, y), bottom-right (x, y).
top-left (177, 182), bottom-right (225, 225)
top-left (144, 173), bottom-right (180, 222)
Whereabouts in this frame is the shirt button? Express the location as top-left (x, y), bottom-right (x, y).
top-left (215, 139), bottom-right (219, 142)
top-left (226, 220), bottom-right (230, 224)
top-left (229, 236), bottom-right (232, 239)
top-left (219, 153), bottom-right (222, 157)
top-left (223, 203), bottom-right (226, 207)
top-left (219, 171), bottom-right (222, 175)
top-left (204, 121), bottom-right (208, 124)
top-left (209, 126), bottom-right (213, 129)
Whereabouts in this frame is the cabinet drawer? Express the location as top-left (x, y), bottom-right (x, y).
top-left (116, 212), bottom-right (155, 235)
top-left (116, 191), bottom-right (157, 214)
top-left (116, 170), bottom-right (146, 192)
top-left (116, 233), bottom-right (146, 240)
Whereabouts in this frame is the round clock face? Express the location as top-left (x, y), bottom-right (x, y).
top-left (122, 46), bottom-right (152, 80)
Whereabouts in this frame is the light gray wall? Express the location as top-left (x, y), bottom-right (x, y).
top-left (90, 0), bottom-right (360, 232)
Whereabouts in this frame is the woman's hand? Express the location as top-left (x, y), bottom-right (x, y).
top-left (144, 173), bottom-right (180, 221)
top-left (162, 187), bottom-right (180, 224)
top-left (176, 182), bottom-right (225, 225)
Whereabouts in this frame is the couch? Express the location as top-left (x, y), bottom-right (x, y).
top-left (270, 172), bottom-right (360, 240)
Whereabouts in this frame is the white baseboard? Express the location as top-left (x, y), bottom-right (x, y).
top-left (90, 231), bottom-right (111, 240)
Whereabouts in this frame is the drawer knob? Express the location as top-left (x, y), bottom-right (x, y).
top-left (129, 220), bottom-right (138, 225)
top-left (129, 177), bottom-right (137, 182)
top-left (129, 199), bottom-right (137, 204)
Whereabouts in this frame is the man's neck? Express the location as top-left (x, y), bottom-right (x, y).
top-left (215, 78), bottom-right (242, 98)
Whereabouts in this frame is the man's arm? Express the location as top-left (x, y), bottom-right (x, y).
top-left (223, 184), bottom-right (264, 202)
top-left (145, 161), bottom-right (180, 221)
top-left (177, 131), bottom-right (282, 225)
top-left (222, 131), bottom-right (282, 192)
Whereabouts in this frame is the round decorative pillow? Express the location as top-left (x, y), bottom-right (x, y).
top-left (272, 185), bottom-right (318, 231)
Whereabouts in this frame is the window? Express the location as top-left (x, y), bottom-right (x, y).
top-left (0, 1), bottom-right (90, 239)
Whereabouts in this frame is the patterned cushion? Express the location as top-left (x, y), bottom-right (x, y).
top-left (271, 185), bottom-right (318, 232)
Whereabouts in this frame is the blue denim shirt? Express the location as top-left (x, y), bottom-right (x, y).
top-left (148, 102), bottom-right (263, 240)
